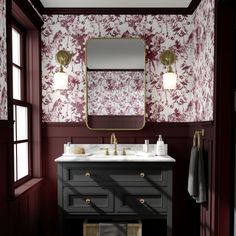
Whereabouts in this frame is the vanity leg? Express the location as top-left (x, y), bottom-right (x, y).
top-left (167, 168), bottom-right (173, 236)
top-left (167, 214), bottom-right (172, 236)
top-left (57, 164), bottom-right (64, 236)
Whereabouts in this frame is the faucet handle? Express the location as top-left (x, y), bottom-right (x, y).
top-left (100, 148), bottom-right (109, 155)
top-left (122, 148), bottom-right (126, 156)
top-left (122, 147), bottom-right (131, 155)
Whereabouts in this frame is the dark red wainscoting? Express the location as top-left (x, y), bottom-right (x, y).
top-left (41, 121), bottom-right (214, 236)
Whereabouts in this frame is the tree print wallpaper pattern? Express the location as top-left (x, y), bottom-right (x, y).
top-left (192, 0), bottom-right (215, 121)
top-left (0, 0), bottom-right (7, 120)
top-left (41, 0), bottom-right (214, 122)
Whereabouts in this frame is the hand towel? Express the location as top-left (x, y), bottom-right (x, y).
top-left (187, 146), bottom-right (199, 197)
top-left (99, 223), bottom-right (127, 236)
top-left (187, 147), bottom-right (207, 203)
top-left (195, 148), bottom-right (207, 203)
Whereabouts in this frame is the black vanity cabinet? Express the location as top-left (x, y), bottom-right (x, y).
top-left (57, 162), bottom-right (174, 236)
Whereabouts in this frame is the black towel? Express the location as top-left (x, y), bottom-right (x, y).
top-left (99, 223), bottom-right (127, 236)
top-left (187, 146), bottom-right (207, 203)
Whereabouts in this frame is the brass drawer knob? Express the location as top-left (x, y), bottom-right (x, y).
top-left (139, 172), bottom-right (145, 178)
top-left (85, 172), bottom-right (91, 177)
top-left (85, 198), bottom-right (91, 204)
top-left (139, 198), bottom-right (145, 204)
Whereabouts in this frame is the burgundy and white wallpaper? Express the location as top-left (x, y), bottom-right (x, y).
top-left (0, 0), bottom-right (7, 120)
top-left (87, 71), bottom-right (145, 115)
top-left (41, 0), bottom-right (215, 122)
top-left (192, 0), bottom-right (215, 121)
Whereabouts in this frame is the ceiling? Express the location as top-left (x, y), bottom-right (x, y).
top-left (40, 0), bottom-right (192, 8)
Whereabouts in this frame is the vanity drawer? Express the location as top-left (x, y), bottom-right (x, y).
top-left (63, 187), bottom-right (114, 214)
top-left (115, 187), bottom-right (167, 214)
top-left (109, 169), bottom-right (167, 186)
top-left (62, 166), bottom-right (108, 184)
top-left (62, 164), bottom-right (168, 187)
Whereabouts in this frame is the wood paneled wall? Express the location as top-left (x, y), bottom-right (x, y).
top-left (0, 121), bottom-right (42, 236)
top-left (42, 121), bottom-right (214, 236)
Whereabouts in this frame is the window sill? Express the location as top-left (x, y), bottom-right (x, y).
top-left (14, 178), bottom-right (43, 198)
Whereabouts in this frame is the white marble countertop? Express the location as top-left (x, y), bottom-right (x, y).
top-left (55, 144), bottom-right (175, 162)
top-left (55, 154), bottom-right (175, 162)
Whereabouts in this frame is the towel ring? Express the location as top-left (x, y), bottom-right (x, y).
top-left (193, 129), bottom-right (204, 150)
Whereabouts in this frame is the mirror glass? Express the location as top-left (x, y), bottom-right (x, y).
top-left (86, 38), bottom-right (146, 130)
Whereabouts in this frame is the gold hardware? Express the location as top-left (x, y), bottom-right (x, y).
top-left (55, 50), bottom-right (72, 72)
top-left (122, 147), bottom-right (131, 155)
top-left (110, 132), bottom-right (116, 144)
top-left (110, 133), bottom-right (118, 155)
top-left (139, 198), bottom-right (145, 204)
top-left (85, 172), bottom-right (91, 177)
top-left (193, 129), bottom-right (204, 150)
top-left (139, 172), bottom-right (145, 178)
top-left (85, 198), bottom-right (91, 204)
top-left (160, 50), bottom-right (176, 73)
top-left (122, 148), bottom-right (126, 156)
top-left (100, 148), bottom-right (109, 155)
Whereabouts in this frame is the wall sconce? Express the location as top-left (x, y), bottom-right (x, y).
top-left (160, 50), bottom-right (177, 89)
top-left (54, 50), bottom-right (72, 90)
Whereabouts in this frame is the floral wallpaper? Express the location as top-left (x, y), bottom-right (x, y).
top-left (192, 0), bottom-right (215, 121)
top-left (0, 0), bottom-right (7, 120)
top-left (87, 71), bottom-right (145, 115)
top-left (41, 0), bottom-right (215, 122)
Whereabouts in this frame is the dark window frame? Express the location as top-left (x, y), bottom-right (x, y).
top-left (12, 22), bottom-right (32, 187)
top-left (7, 0), bottom-right (43, 198)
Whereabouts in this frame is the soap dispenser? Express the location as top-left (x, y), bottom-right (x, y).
top-left (156, 135), bottom-right (165, 156)
top-left (65, 142), bottom-right (71, 154)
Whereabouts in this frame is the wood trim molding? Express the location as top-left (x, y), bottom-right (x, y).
top-left (37, 0), bottom-right (201, 15)
top-left (12, 0), bottom-right (43, 28)
top-left (29, 0), bottom-right (44, 15)
top-left (214, 0), bottom-right (234, 236)
top-left (42, 121), bottom-right (214, 139)
top-left (43, 7), bottom-right (191, 15)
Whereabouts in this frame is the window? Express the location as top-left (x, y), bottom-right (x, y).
top-left (12, 25), bottom-right (31, 185)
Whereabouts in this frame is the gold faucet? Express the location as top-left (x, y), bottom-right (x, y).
top-left (110, 132), bottom-right (118, 155)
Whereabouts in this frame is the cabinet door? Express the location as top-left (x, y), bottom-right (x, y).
top-left (63, 186), bottom-right (114, 214)
top-left (115, 187), bottom-right (168, 214)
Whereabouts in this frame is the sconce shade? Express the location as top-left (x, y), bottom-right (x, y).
top-left (163, 72), bottom-right (177, 89)
top-left (54, 71), bottom-right (68, 90)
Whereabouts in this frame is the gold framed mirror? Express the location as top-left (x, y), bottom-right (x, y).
top-left (85, 38), bottom-right (146, 130)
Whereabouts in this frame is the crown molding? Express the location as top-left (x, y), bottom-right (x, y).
top-left (30, 0), bottom-right (45, 14)
top-left (32, 0), bottom-right (201, 15)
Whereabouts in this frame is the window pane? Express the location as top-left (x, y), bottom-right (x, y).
top-left (13, 66), bottom-right (21, 100)
top-left (17, 142), bottom-right (28, 180)
top-left (16, 105), bottom-right (28, 141)
top-left (14, 144), bottom-right (17, 182)
top-left (12, 28), bottom-right (21, 66)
